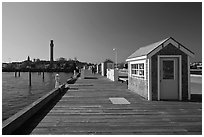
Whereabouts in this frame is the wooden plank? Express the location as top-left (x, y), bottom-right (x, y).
top-left (32, 126), bottom-right (189, 134)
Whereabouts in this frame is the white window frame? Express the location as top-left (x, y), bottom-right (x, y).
top-left (130, 60), bottom-right (146, 80)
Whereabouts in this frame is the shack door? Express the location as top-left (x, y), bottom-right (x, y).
top-left (160, 58), bottom-right (179, 100)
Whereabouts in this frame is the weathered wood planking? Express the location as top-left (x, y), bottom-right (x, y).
top-left (31, 73), bottom-right (202, 135)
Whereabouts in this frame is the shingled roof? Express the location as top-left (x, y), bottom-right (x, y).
top-left (127, 37), bottom-right (194, 60)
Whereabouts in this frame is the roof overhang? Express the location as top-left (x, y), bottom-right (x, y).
top-left (126, 37), bottom-right (195, 62)
top-left (126, 55), bottom-right (147, 62)
top-left (147, 38), bottom-right (195, 58)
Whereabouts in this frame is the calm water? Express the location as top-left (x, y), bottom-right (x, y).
top-left (190, 75), bottom-right (202, 94)
top-left (2, 72), bottom-right (73, 121)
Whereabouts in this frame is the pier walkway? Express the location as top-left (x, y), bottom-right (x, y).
top-left (30, 73), bottom-right (201, 135)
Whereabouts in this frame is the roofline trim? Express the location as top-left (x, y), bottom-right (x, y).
top-left (126, 55), bottom-right (147, 62)
top-left (170, 37), bottom-right (194, 55)
top-left (147, 37), bottom-right (195, 58)
top-left (127, 37), bottom-right (170, 60)
top-left (127, 37), bottom-right (195, 60)
top-left (147, 37), bottom-right (171, 58)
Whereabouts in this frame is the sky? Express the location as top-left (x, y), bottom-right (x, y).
top-left (2, 2), bottom-right (202, 64)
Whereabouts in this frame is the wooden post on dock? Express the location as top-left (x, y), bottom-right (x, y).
top-left (29, 71), bottom-right (31, 86)
top-left (42, 71), bottom-right (45, 80)
top-left (14, 71), bottom-right (17, 77)
top-left (55, 74), bottom-right (60, 88)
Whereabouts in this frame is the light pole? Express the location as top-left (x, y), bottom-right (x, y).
top-left (113, 48), bottom-right (117, 69)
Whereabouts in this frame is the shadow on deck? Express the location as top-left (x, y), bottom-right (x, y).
top-left (84, 77), bottom-right (98, 79)
top-left (12, 90), bottom-right (67, 135)
top-left (191, 94), bottom-right (202, 102)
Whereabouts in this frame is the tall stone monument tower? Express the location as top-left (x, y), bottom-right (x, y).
top-left (50, 40), bottom-right (54, 66)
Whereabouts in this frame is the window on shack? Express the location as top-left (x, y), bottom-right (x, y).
top-left (131, 63), bottom-right (145, 79)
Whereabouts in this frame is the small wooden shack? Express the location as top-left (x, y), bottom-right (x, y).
top-left (101, 59), bottom-right (114, 76)
top-left (126, 37), bottom-right (194, 101)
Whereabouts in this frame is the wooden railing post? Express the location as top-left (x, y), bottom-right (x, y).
top-left (14, 71), bottom-right (17, 77)
top-left (29, 71), bottom-right (31, 86)
top-left (42, 71), bottom-right (45, 80)
top-left (18, 71), bottom-right (20, 77)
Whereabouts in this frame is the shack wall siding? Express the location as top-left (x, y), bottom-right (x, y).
top-left (151, 43), bottom-right (188, 100)
top-left (128, 59), bottom-right (148, 99)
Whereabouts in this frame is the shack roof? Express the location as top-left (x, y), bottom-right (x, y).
top-left (127, 37), bottom-right (194, 60)
top-left (103, 59), bottom-right (114, 63)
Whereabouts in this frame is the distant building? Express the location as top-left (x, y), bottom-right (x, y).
top-left (101, 59), bottom-right (114, 76)
top-left (190, 62), bottom-right (202, 69)
top-left (27, 56), bottom-right (30, 62)
top-left (11, 62), bottom-right (22, 69)
top-left (2, 63), bottom-right (8, 68)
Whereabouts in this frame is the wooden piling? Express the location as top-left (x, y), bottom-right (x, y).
top-left (29, 71), bottom-right (31, 86)
top-left (14, 71), bottom-right (17, 77)
top-left (42, 71), bottom-right (45, 80)
top-left (18, 71), bottom-right (20, 77)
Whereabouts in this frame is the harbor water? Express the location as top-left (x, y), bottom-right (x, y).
top-left (190, 75), bottom-right (202, 94)
top-left (2, 72), bottom-right (73, 121)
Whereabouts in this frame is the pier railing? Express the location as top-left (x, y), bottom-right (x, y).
top-left (107, 69), bottom-right (119, 81)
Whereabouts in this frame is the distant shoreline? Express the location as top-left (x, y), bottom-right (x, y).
top-left (2, 69), bottom-right (77, 73)
top-left (2, 69), bottom-right (202, 75)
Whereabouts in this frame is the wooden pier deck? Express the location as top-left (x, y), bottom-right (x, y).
top-left (30, 73), bottom-right (201, 135)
